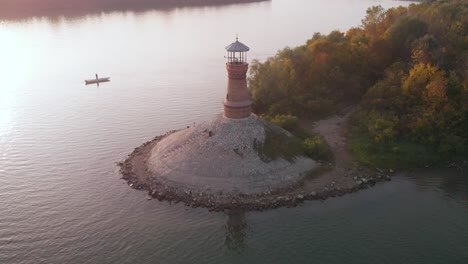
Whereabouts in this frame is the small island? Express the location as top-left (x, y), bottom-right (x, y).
top-left (119, 39), bottom-right (392, 211)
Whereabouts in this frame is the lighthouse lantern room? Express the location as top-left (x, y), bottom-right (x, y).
top-left (225, 36), bottom-right (250, 64)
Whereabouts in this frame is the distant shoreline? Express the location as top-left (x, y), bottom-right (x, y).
top-left (0, 0), bottom-right (269, 20)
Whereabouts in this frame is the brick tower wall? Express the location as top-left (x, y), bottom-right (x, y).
top-left (224, 63), bottom-right (252, 119)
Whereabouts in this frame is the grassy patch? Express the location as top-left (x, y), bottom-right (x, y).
top-left (254, 127), bottom-right (304, 162)
top-left (348, 132), bottom-right (447, 169)
top-left (254, 121), bottom-right (333, 163)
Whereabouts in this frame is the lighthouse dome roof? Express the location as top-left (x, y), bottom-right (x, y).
top-left (225, 39), bottom-right (250, 52)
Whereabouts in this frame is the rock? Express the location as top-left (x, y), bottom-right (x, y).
top-left (361, 178), bottom-right (368, 184)
top-left (385, 175), bottom-right (391, 181)
top-left (389, 168), bottom-right (394, 173)
top-left (356, 180), bottom-right (363, 185)
top-left (310, 191), bottom-right (317, 196)
top-left (297, 194), bottom-right (304, 200)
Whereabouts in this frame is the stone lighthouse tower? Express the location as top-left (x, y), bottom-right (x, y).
top-left (224, 37), bottom-right (252, 119)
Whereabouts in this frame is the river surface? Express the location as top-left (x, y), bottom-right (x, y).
top-left (1, 0), bottom-right (468, 263)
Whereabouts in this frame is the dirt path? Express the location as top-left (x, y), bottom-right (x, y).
top-left (299, 106), bottom-right (359, 192)
top-left (302, 106), bottom-right (356, 165)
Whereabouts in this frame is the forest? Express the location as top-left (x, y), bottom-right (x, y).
top-left (0, 0), bottom-right (267, 19)
top-left (249, 0), bottom-right (467, 167)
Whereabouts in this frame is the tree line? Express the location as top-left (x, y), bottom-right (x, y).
top-left (0, 0), bottom-right (268, 19)
top-left (249, 0), bottom-right (467, 167)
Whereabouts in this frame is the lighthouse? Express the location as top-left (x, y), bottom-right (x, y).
top-left (121, 38), bottom-right (319, 211)
top-left (224, 37), bottom-right (252, 119)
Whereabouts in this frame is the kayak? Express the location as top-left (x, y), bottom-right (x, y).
top-left (85, 77), bottom-right (110, 84)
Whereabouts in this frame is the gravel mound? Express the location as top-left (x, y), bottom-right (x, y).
top-left (147, 114), bottom-right (317, 194)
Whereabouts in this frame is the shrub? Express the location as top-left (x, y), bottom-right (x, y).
top-left (254, 128), bottom-right (304, 162)
top-left (303, 135), bottom-right (332, 161)
top-left (262, 114), bottom-right (299, 132)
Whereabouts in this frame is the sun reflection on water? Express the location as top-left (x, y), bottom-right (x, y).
top-left (0, 27), bottom-right (35, 135)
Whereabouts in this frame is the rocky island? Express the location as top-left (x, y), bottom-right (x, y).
top-left (119, 38), bottom-right (392, 211)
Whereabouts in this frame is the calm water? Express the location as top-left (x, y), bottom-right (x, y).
top-left (1, 0), bottom-right (468, 263)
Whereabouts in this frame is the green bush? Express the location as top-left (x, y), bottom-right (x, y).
top-left (254, 128), bottom-right (304, 162)
top-left (261, 114), bottom-right (299, 132)
top-left (303, 135), bottom-right (332, 161)
top-left (348, 130), bottom-right (442, 168)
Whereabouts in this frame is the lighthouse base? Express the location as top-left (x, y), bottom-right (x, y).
top-left (223, 105), bottom-right (252, 119)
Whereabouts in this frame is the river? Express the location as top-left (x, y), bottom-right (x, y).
top-left (1, 0), bottom-right (467, 263)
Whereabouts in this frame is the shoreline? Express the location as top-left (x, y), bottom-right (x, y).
top-left (118, 135), bottom-right (392, 212)
top-left (0, 0), bottom-right (269, 20)
top-left (120, 106), bottom-right (465, 212)
top-left (117, 109), bottom-right (396, 212)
